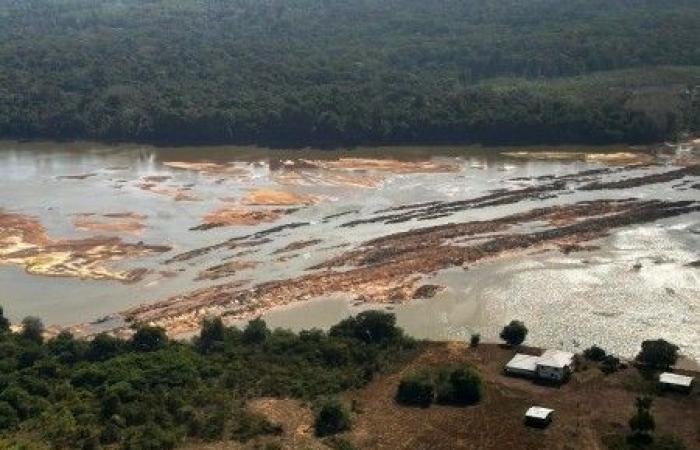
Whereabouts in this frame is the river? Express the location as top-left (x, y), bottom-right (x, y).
top-left (0, 140), bottom-right (698, 363)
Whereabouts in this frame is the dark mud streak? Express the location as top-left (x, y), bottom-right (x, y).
top-left (580, 165), bottom-right (699, 190)
top-left (165, 222), bottom-right (310, 264)
top-left (125, 199), bottom-right (699, 331)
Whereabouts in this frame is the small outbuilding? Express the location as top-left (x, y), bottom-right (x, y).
top-left (505, 349), bottom-right (575, 382)
top-left (524, 406), bottom-right (554, 428)
top-left (536, 350), bottom-right (575, 382)
top-left (505, 353), bottom-right (540, 378)
top-left (659, 372), bottom-right (695, 393)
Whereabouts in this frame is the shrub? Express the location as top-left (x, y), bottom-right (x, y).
top-left (314, 399), bottom-right (351, 437)
top-left (130, 326), bottom-right (168, 352)
top-left (636, 339), bottom-right (679, 370)
top-left (435, 366), bottom-right (482, 406)
top-left (330, 310), bottom-right (400, 345)
top-left (470, 333), bottom-right (480, 347)
top-left (600, 355), bottom-right (621, 374)
top-left (87, 333), bottom-right (124, 361)
top-left (197, 317), bottom-right (225, 353)
top-left (629, 396), bottom-right (655, 443)
top-left (241, 317), bottom-right (269, 345)
top-left (583, 345), bottom-right (607, 361)
top-left (20, 317), bottom-right (44, 344)
top-left (396, 373), bottom-right (434, 407)
top-left (499, 320), bottom-right (528, 346)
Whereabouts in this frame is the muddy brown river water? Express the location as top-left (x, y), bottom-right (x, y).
top-left (0, 141), bottom-right (698, 363)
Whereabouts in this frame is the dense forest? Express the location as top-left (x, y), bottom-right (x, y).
top-left (0, 0), bottom-right (699, 146)
top-left (0, 308), bottom-right (416, 448)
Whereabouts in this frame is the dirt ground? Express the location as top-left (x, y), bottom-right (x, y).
top-left (205, 343), bottom-right (700, 450)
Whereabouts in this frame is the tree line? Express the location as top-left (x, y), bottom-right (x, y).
top-left (0, 0), bottom-right (699, 147)
top-left (0, 307), bottom-right (416, 448)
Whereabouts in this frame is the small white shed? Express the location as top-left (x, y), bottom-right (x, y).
top-left (536, 350), bottom-right (575, 382)
top-left (525, 406), bottom-right (554, 427)
top-left (505, 353), bottom-right (540, 378)
top-left (659, 372), bottom-right (695, 393)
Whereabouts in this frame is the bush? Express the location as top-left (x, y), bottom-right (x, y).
top-left (629, 396), bottom-right (655, 443)
top-left (130, 326), bottom-right (168, 352)
top-left (329, 310), bottom-right (401, 345)
top-left (470, 333), bottom-right (480, 347)
top-left (396, 373), bottom-right (434, 407)
top-left (241, 317), bottom-right (269, 345)
top-left (636, 339), bottom-right (679, 370)
top-left (499, 320), bottom-right (528, 346)
top-left (20, 317), bottom-right (44, 344)
top-left (583, 345), bottom-right (607, 361)
top-left (601, 355), bottom-right (621, 374)
top-left (314, 399), bottom-right (351, 437)
top-left (437, 367), bottom-right (482, 406)
top-left (197, 317), bottom-right (226, 353)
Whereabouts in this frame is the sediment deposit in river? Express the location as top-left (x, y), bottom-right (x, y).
top-left (0, 142), bottom-right (698, 360)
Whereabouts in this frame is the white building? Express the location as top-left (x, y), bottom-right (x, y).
top-left (505, 349), bottom-right (575, 382)
top-left (659, 372), bottom-right (695, 393)
top-left (525, 406), bottom-right (554, 427)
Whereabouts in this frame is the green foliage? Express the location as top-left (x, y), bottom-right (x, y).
top-left (438, 367), bottom-right (482, 406)
top-left (330, 310), bottom-right (402, 345)
top-left (0, 308), bottom-right (415, 447)
top-left (197, 316), bottom-right (226, 353)
top-left (584, 345), bottom-right (607, 361)
top-left (241, 317), bottom-right (269, 345)
top-left (314, 398), bottom-right (351, 437)
top-left (130, 326), bottom-right (168, 352)
top-left (636, 339), bottom-right (679, 370)
top-left (601, 355), bottom-right (621, 375)
top-left (0, 1), bottom-right (697, 146)
top-left (629, 396), bottom-right (656, 443)
top-left (396, 365), bottom-right (482, 408)
top-left (0, 307), bottom-right (10, 334)
top-left (20, 317), bottom-right (44, 345)
top-left (469, 333), bottom-right (480, 348)
top-left (499, 320), bottom-right (528, 346)
top-left (396, 373), bottom-right (434, 408)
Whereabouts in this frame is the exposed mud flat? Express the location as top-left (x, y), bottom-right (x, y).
top-left (0, 210), bottom-right (170, 282)
top-left (502, 150), bottom-right (654, 165)
top-left (243, 188), bottom-right (319, 206)
top-left (73, 213), bottom-right (147, 234)
top-left (1, 142), bottom-right (698, 360)
top-left (194, 207), bottom-right (290, 230)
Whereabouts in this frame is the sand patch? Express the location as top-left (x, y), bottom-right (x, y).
top-left (307, 157), bottom-right (459, 173)
top-left (0, 210), bottom-right (169, 282)
top-left (73, 212), bottom-right (147, 235)
top-left (195, 207), bottom-right (287, 230)
top-left (243, 189), bottom-right (319, 206)
top-left (502, 151), bottom-right (653, 165)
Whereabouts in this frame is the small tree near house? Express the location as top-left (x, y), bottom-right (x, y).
top-left (499, 320), bottom-right (528, 346)
top-left (629, 396), bottom-right (655, 444)
top-left (635, 339), bottom-right (679, 370)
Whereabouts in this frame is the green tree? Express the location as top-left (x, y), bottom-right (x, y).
top-left (0, 306), bottom-right (11, 333)
top-left (20, 317), bottom-right (44, 344)
top-left (636, 339), bottom-right (679, 369)
top-left (329, 311), bottom-right (400, 344)
top-left (499, 320), bottom-right (528, 346)
top-left (629, 396), bottom-right (655, 443)
top-left (130, 326), bottom-right (168, 352)
top-left (314, 399), bottom-right (351, 437)
top-left (241, 318), bottom-right (269, 345)
top-left (443, 367), bottom-right (482, 406)
top-left (197, 316), bottom-right (225, 353)
top-left (87, 333), bottom-right (124, 361)
top-left (396, 373), bottom-right (434, 408)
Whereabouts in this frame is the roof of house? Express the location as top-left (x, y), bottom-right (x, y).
top-left (659, 372), bottom-right (695, 387)
top-left (525, 406), bottom-right (554, 420)
top-left (537, 349), bottom-right (575, 368)
top-left (505, 353), bottom-right (540, 373)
